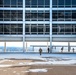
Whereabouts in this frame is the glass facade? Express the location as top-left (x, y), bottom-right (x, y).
top-left (0, 10), bottom-right (23, 21)
top-left (25, 24), bottom-right (50, 35)
top-left (25, 0), bottom-right (50, 8)
top-left (0, 0), bottom-right (23, 7)
top-left (0, 24), bottom-right (23, 35)
top-left (52, 0), bottom-right (76, 35)
top-left (52, 10), bottom-right (76, 21)
top-left (0, 0), bottom-right (76, 36)
top-left (25, 10), bottom-right (50, 21)
top-left (52, 24), bottom-right (76, 35)
top-left (52, 0), bottom-right (76, 7)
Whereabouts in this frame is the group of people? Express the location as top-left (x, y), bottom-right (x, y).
top-left (61, 47), bottom-right (75, 53)
top-left (39, 47), bottom-right (75, 55)
top-left (39, 47), bottom-right (50, 55)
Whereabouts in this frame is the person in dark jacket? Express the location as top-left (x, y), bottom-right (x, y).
top-left (72, 48), bottom-right (74, 53)
top-left (61, 47), bottom-right (63, 52)
top-left (39, 48), bottom-right (42, 55)
top-left (47, 47), bottom-right (50, 53)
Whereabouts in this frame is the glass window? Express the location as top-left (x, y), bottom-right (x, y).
top-left (25, 11), bottom-right (31, 21)
top-left (0, 10), bottom-right (3, 21)
top-left (38, 0), bottom-right (44, 7)
top-left (31, 25), bottom-right (37, 34)
top-left (38, 11), bottom-right (44, 21)
top-left (65, 0), bottom-right (71, 7)
top-left (52, 11), bottom-right (58, 21)
top-left (18, 11), bottom-right (23, 21)
top-left (11, 11), bottom-right (17, 21)
top-left (58, 25), bottom-right (64, 32)
top-left (31, 11), bottom-right (37, 21)
top-left (52, 27), bottom-right (58, 32)
top-left (58, 10), bottom-right (64, 21)
top-left (4, 10), bottom-right (11, 21)
top-left (72, 10), bottom-right (76, 21)
top-left (31, 0), bottom-right (37, 7)
top-left (65, 25), bottom-right (72, 32)
top-left (58, 0), bottom-right (64, 5)
top-left (72, 0), bottom-right (76, 7)
top-left (25, 24), bottom-right (30, 34)
top-left (11, 0), bottom-right (16, 7)
top-left (45, 11), bottom-right (50, 21)
top-left (0, 0), bottom-right (3, 7)
top-left (65, 11), bottom-right (71, 21)
top-left (38, 24), bottom-right (44, 34)
top-left (4, 24), bottom-right (11, 34)
top-left (45, 0), bottom-right (50, 7)
top-left (4, 0), bottom-right (10, 7)
top-left (52, 0), bottom-right (57, 5)
top-left (0, 24), bottom-right (3, 34)
top-left (17, 0), bottom-right (23, 6)
top-left (45, 25), bottom-right (50, 34)
top-left (58, 0), bottom-right (64, 7)
top-left (25, 0), bottom-right (31, 7)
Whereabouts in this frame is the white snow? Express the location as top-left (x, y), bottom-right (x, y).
top-left (25, 69), bottom-right (47, 72)
top-left (0, 54), bottom-right (76, 66)
top-left (0, 60), bottom-right (13, 63)
top-left (22, 59), bottom-right (76, 65)
top-left (0, 65), bottom-right (12, 67)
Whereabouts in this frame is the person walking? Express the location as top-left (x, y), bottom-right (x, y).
top-left (47, 47), bottom-right (49, 53)
top-left (72, 48), bottom-right (74, 53)
top-left (61, 47), bottom-right (63, 52)
top-left (39, 48), bottom-right (42, 55)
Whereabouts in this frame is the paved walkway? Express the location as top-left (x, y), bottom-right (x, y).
top-left (0, 53), bottom-right (76, 59)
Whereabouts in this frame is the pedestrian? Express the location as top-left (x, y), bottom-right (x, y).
top-left (61, 47), bottom-right (63, 52)
top-left (47, 47), bottom-right (49, 53)
top-left (39, 48), bottom-right (42, 55)
top-left (72, 48), bottom-right (74, 53)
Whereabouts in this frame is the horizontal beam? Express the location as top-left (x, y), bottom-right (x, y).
top-left (0, 35), bottom-right (76, 42)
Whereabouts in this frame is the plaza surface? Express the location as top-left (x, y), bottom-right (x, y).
top-left (0, 53), bottom-right (76, 75)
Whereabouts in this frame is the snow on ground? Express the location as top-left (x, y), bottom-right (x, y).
top-left (25, 69), bottom-right (47, 72)
top-left (0, 65), bottom-right (12, 67)
top-left (0, 60), bottom-right (13, 63)
top-left (0, 53), bottom-right (76, 66)
top-left (18, 58), bottom-right (76, 65)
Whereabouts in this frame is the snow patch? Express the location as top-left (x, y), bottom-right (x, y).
top-left (0, 65), bottom-right (12, 67)
top-left (0, 60), bottom-right (13, 63)
top-left (19, 63), bottom-right (24, 65)
top-left (26, 69), bottom-right (47, 72)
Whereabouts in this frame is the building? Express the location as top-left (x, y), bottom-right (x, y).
top-left (0, 0), bottom-right (76, 52)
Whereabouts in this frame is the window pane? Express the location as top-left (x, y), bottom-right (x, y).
top-left (52, 0), bottom-right (57, 5)
top-left (72, 0), bottom-right (76, 6)
top-left (11, 0), bottom-right (16, 7)
top-left (31, 0), bottom-right (37, 5)
top-left (17, 0), bottom-right (23, 7)
top-left (65, 0), bottom-right (71, 5)
top-left (45, 0), bottom-right (50, 7)
top-left (58, 0), bottom-right (64, 5)
top-left (0, 0), bottom-right (3, 6)
top-left (25, 0), bottom-right (30, 6)
top-left (4, 0), bottom-right (10, 7)
top-left (38, 0), bottom-right (44, 7)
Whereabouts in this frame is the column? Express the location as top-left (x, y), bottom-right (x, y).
top-left (23, 0), bottom-right (25, 52)
top-left (26, 42), bottom-right (28, 52)
top-left (50, 0), bottom-right (52, 53)
top-left (68, 42), bottom-right (70, 52)
top-left (47, 42), bottom-right (48, 52)
top-left (4, 42), bottom-right (6, 52)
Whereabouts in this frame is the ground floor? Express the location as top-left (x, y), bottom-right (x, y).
top-left (0, 42), bottom-right (76, 53)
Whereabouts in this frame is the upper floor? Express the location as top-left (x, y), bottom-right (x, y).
top-left (0, 0), bottom-right (76, 8)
